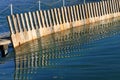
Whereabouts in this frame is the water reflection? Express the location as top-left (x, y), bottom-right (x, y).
top-left (14, 17), bottom-right (120, 80)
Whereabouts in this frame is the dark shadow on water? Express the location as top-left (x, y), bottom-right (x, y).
top-left (14, 17), bottom-right (120, 80)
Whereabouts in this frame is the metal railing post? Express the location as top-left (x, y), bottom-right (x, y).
top-left (39, 0), bottom-right (41, 10)
top-left (10, 4), bottom-right (13, 15)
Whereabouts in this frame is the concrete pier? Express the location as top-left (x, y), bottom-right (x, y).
top-left (7, 0), bottom-right (120, 48)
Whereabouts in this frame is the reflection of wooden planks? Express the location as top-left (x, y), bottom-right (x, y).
top-left (0, 39), bottom-right (11, 57)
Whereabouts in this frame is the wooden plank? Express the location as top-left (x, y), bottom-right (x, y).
top-left (70, 6), bottom-right (74, 22)
top-left (76, 5), bottom-right (80, 20)
top-left (109, 0), bottom-right (113, 13)
top-left (54, 8), bottom-right (59, 25)
top-left (85, 3), bottom-right (89, 18)
top-left (64, 7), bottom-right (69, 22)
top-left (100, 1), bottom-right (104, 16)
top-left (0, 39), bottom-right (11, 45)
top-left (32, 12), bottom-right (39, 29)
top-left (28, 12), bottom-right (35, 30)
top-left (104, 1), bottom-right (108, 14)
top-left (89, 3), bottom-right (93, 17)
top-left (16, 14), bottom-right (23, 32)
top-left (20, 13), bottom-right (27, 31)
top-left (73, 5), bottom-right (77, 21)
top-left (44, 10), bottom-right (49, 27)
top-left (115, 0), bottom-right (119, 12)
top-left (7, 16), bottom-right (14, 34)
top-left (40, 11), bottom-right (46, 27)
top-left (87, 3), bottom-right (92, 18)
top-left (98, 2), bottom-right (101, 16)
top-left (47, 10), bottom-right (52, 26)
top-left (102, 1), bottom-right (106, 15)
top-left (82, 4), bottom-right (86, 19)
top-left (51, 9), bottom-right (56, 25)
top-left (61, 7), bottom-right (65, 23)
top-left (12, 15), bottom-right (19, 33)
top-left (93, 2), bottom-right (97, 17)
top-left (79, 4), bottom-right (83, 20)
top-left (24, 13), bottom-right (31, 30)
top-left (57, 8), bottom-right (62, 24)
top-left (95, 3), bottom-right (99, 17)
top-left (67, 6), bottom-right (71, 22)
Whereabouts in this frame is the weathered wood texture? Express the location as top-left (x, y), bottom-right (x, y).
top-left (0, 39), bottom-right (11, 45)
top-left (7, 0), bottom-right (120, 48)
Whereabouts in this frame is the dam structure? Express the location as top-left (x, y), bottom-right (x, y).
top-left (7, 0), bottom-right (120, 48)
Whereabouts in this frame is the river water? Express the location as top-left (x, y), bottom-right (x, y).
top-left (0, 0), bottom-right (120, 80)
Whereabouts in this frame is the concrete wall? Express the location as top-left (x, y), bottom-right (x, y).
top-left (7, 0), bottom-right (120, 48)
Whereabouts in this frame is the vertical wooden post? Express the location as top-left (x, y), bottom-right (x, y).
top-left (116, 0), bottom-right (119, 12)
top-left (61, 7), bottom-right (65, 23)
top-left (28, 12), bottom-right (35, 30)
top-left (87, 3), bottom-right (91, 18)
top-left (73, 6), bottom-right (77, 21)
top-left (84, 3), bottom-right (89, 18)
top-left (40, 11), bottom-right (45, 28)
top-left (106, 1), bottom-right (110, 14)
top-left (79, 4), bottom-right (83, 20)
top-left (81, 4), bottom-right (86, 19)
top-left (100, 1), bottom-right (104, 16)
top-left (33, 12), bottom-right (40, 38)
top-left (16, 14), bottom-right (23, 32)
top-left (36, 11), bottom-right (42, 28)
top-left (90, 3), bottom-right (94, 18)
top-left (12, 15), bottom-right (19, 33)
top-left (113, 0), bottom-right (117, 13)
top-left (24, 13), bottom-right (31, 31)
top-left (102, 1), bottom-right (106, 15)
top-left (57, 8), bottom-right (62, 24)
top-left (67, 6), bottom-right (71, 22)
top-left (44, 10), bottom-right (49, 27)
top-left (118, 0), bottom-right (120, 12)
top-left (51, 9), bottom-right (56, 26)
top-left (47, 10), bottom-right (52, 26)
top-left (109, 0), bottom-right (113, 13)
top-left (98, 2), bottom-right (101, 16)
top-left (64, 7), bottom-right (68, 22)
top-left (93, 3), bottom-right (97, 17)
top-left (95, 3), bottom-right (99, 17)
top-left (20, 14), bottom-right (27, 31)
top-left (76, 5), bottom-right (80, 20)
top-left (7, 16), bottom-right (14, 34)
top-left (104, 1), bottom-right (108, 14)
top-left (111, 0), bottom-right (115, 13)
top-left (70, 6), bottom-right (74, 22)
top-left (16, 14), bottom-right (25, 44)
top-left (115, 0), bottom-right (119, 12)
top-left (54, 8), bottom-right (59, 25)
